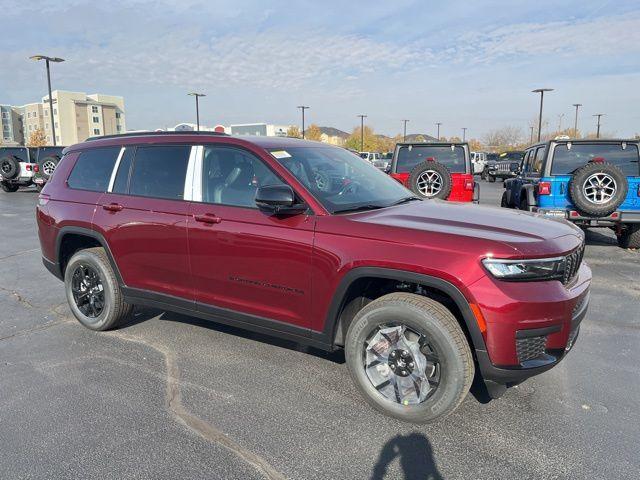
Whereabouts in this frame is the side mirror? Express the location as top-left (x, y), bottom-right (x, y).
top-left (255, 185), bottom-right (307, 215)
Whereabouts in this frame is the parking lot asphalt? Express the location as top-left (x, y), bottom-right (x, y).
top-left (1, 181), bottom-right (638, 480)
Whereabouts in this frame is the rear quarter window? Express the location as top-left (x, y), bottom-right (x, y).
top-left (128, 145), bottom-right (191, 200)
top-left (396, 145), bottom-right (467, 173)
top-left (67, 147), bottom-right (121, 192)
top-left (551, 143), bottom-right (640, 176)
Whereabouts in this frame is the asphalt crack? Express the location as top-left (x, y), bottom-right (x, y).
top-left (0, 247), bottom-right (39, 261)
top-left (0, 318), bottom-right (70, 342)
top-left (112, 332), bottom-right (287, 480)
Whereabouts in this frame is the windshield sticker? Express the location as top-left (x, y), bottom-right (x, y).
top-left (271, 150), bottom-right (291, 159)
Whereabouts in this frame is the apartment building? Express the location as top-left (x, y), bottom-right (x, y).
top-left (4, 90), bottom-right (126, 146)
top-left (0, 104), bottom-right (24, 145)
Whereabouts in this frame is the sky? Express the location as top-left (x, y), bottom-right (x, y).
top-left (1, 0), bottom-right (640, 140)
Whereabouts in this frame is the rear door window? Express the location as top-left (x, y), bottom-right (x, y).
top-left (551, 143), bottom-right (639, 176)
top-left (129, 145), bottom-right (191, 200)
top-left (396, 145), bottom-right (467, 173)
top-left (67, 147), bottom-right (120, 192)
top-left (531, 147), bottom-right (546, 174)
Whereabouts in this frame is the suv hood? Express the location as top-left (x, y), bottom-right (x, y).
top-left (344, 200), bottom-right (583, 257)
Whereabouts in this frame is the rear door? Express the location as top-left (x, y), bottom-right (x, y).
top-left (92, 144), bottom-right (193, 300)
top-left (187, 144), bottom-right (314, 330)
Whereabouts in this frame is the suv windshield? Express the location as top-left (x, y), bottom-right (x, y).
top-left (499, 151), bottom-right (524, 161)
top-left (0, 147), bottom-right (30, 162)
top-left (271, 147), bottom-right (412, 213)
top-left (551, 143), bottom-right (640, 176)
top-left (395, 145), bottom-right (467, 173)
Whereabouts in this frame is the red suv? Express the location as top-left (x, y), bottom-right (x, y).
top-left (389, 142), bottom-right (478, 202)
top-left (37, 132), bottom-right (591, 423)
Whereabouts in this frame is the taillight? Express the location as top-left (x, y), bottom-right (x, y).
top-left (637, 185), bottom-right (640, 197)
top-left (34, 164), bottom-right (39, 173)
top-left (538, 181), bottom-right (551, 195)
top-left (26, 164), bottom-right (32, 171)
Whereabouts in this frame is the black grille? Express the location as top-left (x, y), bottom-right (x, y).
top-left (516, 336), bottom-right (547, 362)
top-left (562, 244), bottom-right (584, 285)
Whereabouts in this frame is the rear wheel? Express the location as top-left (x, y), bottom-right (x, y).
top-left (407, 162), bottom-right (453, 200)
top-left (500, 192), bottom-right (508, 208)
top-left (345, 292), bottom-right (474, 423)
top-left (64, 247), bottom-right (133, 330)
top-left (617, 224), bottom-right (640, 249)
top-left (519, 196), bottom-right (529, 211)
top-left (569, 162), bottom-right (627, 216)
top-left (0, 182), bottom-right (19, 193)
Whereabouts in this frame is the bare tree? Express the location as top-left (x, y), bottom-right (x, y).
top-left (482, 126), bottom-right (524, 151)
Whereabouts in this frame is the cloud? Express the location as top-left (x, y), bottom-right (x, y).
top-left (453, 12), bottom-right (640, 64)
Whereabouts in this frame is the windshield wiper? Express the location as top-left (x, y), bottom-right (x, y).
top-left (333, 204), bottom-right (386, 214)
top-left (389, 196), bottom-right (421, 206)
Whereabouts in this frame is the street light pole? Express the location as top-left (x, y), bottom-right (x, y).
top-left (29, 55), bottom-right (64, 146)
top-left (187, 92), bottom-right (206, 131)
top-left (593, 113), bottom-right (605, 139)
top-left (572, 103), bottom-right (582, 137)
top-left (436, 122), bottom-right (442, 140)
top-left (462, 127), bottom-right (467, 142)
top-left (530, 126), bottom-right (534, 144)
top-left (532, 88), bottom-right (554, 141)
top-left (297, 106), bottom-right (309, 139)
top-left (357, 114), bottom-right (367, 151)
top-left (402, 119), bottom-right (409, 142)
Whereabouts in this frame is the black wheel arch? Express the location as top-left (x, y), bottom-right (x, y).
top-left (316, 267), bottom-right (487, 355)
top-left (51, 226), bottom-right (125, 286)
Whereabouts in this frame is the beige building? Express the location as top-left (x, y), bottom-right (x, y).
top-left (9, 90), bottom-right (126, 146)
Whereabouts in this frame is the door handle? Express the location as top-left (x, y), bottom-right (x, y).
top-left (102, 203), bottom-right (123, 212)
top-left (194, 214), bottom-right (222, 224)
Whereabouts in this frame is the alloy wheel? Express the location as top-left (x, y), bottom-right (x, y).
top-left (42, 160), bottom-right (57, 176)
top-left (71, 264), bottom-right (105, 318)
top-left (583, 173), bottom-right (617, 204)
top-left (416, 170), bottom-right (443, 197)
top-left (363, 324), bottom-right (440, 406)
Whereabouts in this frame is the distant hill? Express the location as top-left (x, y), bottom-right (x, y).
top-left (403, 133), bottom-right (439, 142)
top-left (318, 126), bottom-right (349, 138)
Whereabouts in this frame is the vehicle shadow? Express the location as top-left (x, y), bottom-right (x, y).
top-left (583, 228), bottom-right (617, 246)
top-left (121, 306), bottom-right (346, 364)
top-left (370, 432), bottom-right (443, 480)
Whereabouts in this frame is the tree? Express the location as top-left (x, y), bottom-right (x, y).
top-left (305, 124), bottom-right (322, 141)
top-left (447, 136), bottom-right (462, 143)
top-left (345, 125), bottom-right (381, 152)
top-left (468, 139), bottom-right (482, 151)
top-left (286, 125), bottom-right (301, 138)
top-left (27, 128), bottom-right (47, 147)
top-left (483, 126), bottom-right (524, 152)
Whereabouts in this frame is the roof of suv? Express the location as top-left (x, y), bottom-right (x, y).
top-left (66, 132), bottom-right (332, 154)
top-left (526, 138), bottom-right (638, 150)
top-left (395, 142), bottom-right (469, 147)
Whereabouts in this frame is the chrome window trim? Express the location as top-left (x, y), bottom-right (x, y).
top-left (107, 147), bottom-right (126, 193)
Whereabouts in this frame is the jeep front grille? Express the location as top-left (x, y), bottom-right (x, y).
top-left (562, 243), bottom-right (585, 285)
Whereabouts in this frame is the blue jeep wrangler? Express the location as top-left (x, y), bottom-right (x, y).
top-left (502, 139), bottom-right (640, 249)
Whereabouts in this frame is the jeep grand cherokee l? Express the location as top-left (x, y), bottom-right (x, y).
top-left (37, 132), bottom-right (591, 423)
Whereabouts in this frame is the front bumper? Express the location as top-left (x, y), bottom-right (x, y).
top-left (469, 262), bottom-right (591, 385)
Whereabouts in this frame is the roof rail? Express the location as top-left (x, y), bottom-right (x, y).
top-left (85, 131), bottom-right (229, 142)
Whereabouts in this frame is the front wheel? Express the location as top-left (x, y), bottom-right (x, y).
top-left (345, 293), bottom-right (474, 423)
top-left (65, 247), bottom-right (133, 330)
top-left (488, 175), bottom-right (496, 183)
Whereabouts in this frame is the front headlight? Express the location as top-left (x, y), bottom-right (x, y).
top-left (482, 257), bottom-right (565, 281)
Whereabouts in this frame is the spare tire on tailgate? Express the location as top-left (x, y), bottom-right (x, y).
top-left (407, 161), bottom-right (453, 200)
top-left (0, 155), bottom-right (20, 180)
top-left (39, 155), bottom-right (61, 180)
top-left (569, 162), bottom-right (628, 216)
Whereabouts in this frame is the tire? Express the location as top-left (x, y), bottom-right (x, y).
top-left (0, 155), bottom-right (20, 180)
top-left (569, 162), bottom-right (628, 216)
top-left (488, 175), bottom-right (496, 183)
top-left (345, 292), bottom-right (474, 423)
top-left (64, 247), bottom-right (133, 331)
top-left (36, 183), bottom-right (44, 192)
top-left (38, 155), bottom-right (61, 180)
top-left (519, 196), bottom-right (529, 211)
top-left (617, 224), bottom-right (640, 249)
top-left (0, 181), bottom-right (19, 192)
top-left (407, 161), bottom-right (452, 200)
top-left (500, 191), bottom-right (508, 208)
